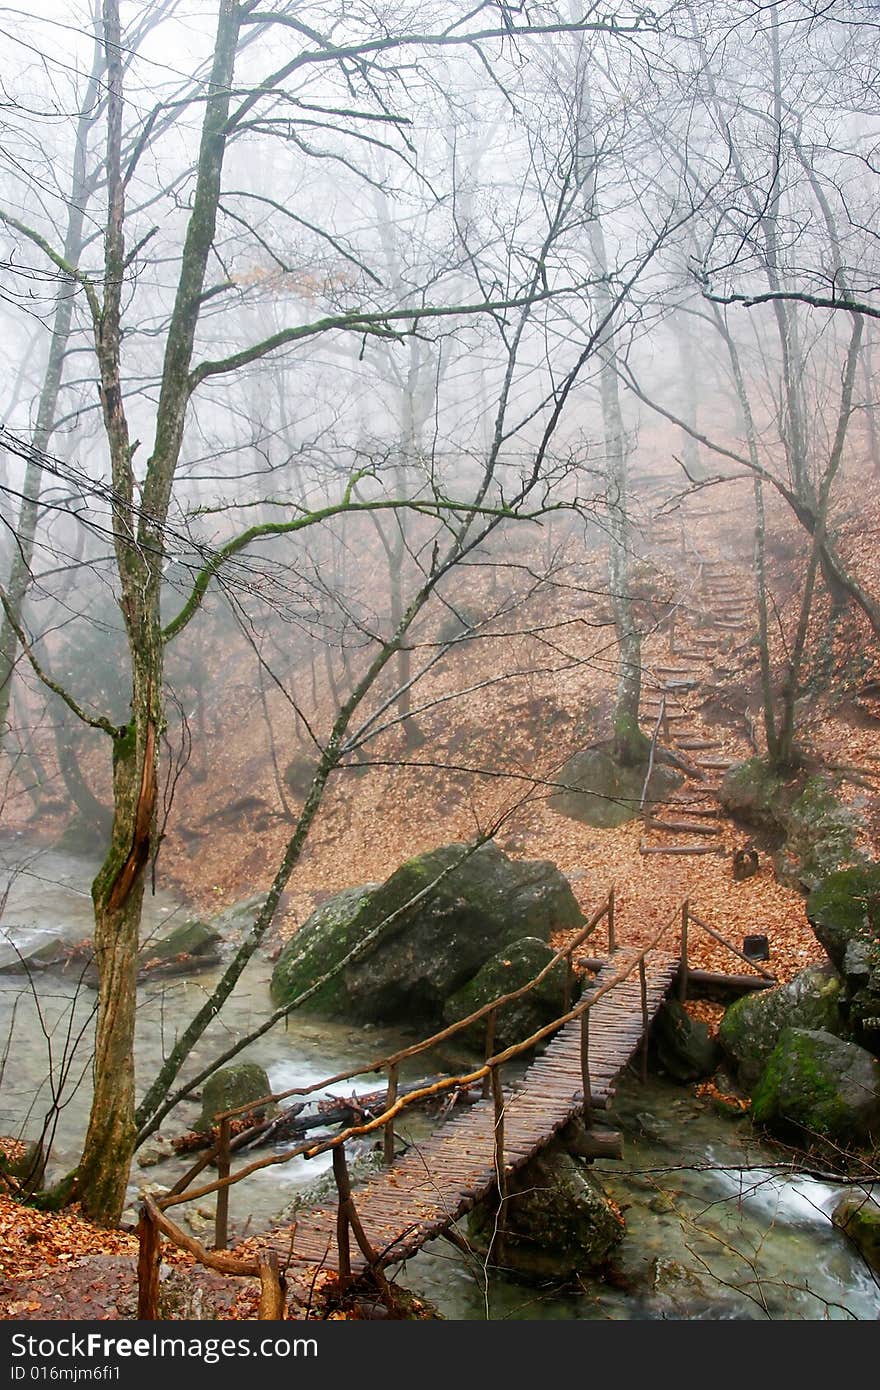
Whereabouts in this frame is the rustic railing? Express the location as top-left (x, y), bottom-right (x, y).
top-left (136, 891), bottom-right (692, 1311)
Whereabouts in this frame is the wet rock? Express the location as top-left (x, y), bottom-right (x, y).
top-left (270, 842), bottom-right (583, 1028)
top-left (832, 1194), bottom-right (880, 1274)
top-left (0, 927), bottom-right (74, 974)
top-left (442, 936), bottom-right (573, 1051)
top-left (651, 999), bottom-right (720, 1081)
top-left (466, 1142), bottom-right (625, 1279)
top-left (807, 864), bottom-right (880, 1053)
top-left (718, 964), bottom-right (847, 1085)
top-left (196, 1062), bottom-right (273, 1133)
top-left (751, 1027), bottom-right (880, 1147)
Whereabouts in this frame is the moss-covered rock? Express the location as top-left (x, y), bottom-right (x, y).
top-left (442, 937), bottom-right (572, 1051)
top-left (750, 1028), bottom-right (880, 1146)
top-left (651, 1000), bottom-right (720, 1082)
top-left (720, 760), bottom-right (862, 890)
top-left (718, 965), bottom-right (847, 1086)
top-left (270, 842), bottom-right (583, 1027)
top-left (549, 742), bottom-right (681, 828)
top-left (137, 919), bottom-right (222, 978)
top-left (270, 884), bottom-right (380, 1015)
top-left (196, 1063), bottom-right (273, 1133)
top-left (832, 1194), bottom-right (880, 1274)
top-left (466, 1143), bottom-right (625, 1279)
top-left (807, 865), bottom-right (880, 1054)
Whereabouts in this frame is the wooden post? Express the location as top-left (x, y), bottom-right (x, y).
top-left (580, 1004), bottom-right (592, 1127)
top-left (563, 959), bottom-right (573, 1014)
top-left (383, 1063), bottom-right (398, 1166)
top-left (639, 957), bottom-right (649, 1083)
top-left (332, 1143), bottom-right (351, 1279)
top-left (214, 1116), bottom-right (230, 1251)
top-left (679, 900), bottom-right (689, 1002)
top-left (489, 1064), bottom-right (506, 1264)
top-left (483, 1009), bottom-right (496, 1099)
top-left (257, 1251), bottom-right (286, 1319)
top-left (137, 1203), bottom-right (161, 1320)
top-left (607, 887), bottom-right (616, 954)
top-left (668, 609), bottom-right (676, 655)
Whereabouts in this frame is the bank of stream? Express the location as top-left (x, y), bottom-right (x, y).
top-left (1, 837), bottom-right (878, 1321)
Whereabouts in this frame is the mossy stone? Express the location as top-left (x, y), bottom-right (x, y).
top-left (196, 1063), bottom-right (272, 1132)
top-left (550, 742), bottom-right (681, 828)
top-left (807, 864), bottom-right (880, 1051)
top-left (652, 1000), bottom-right (720, 1081)
top-left (718, 965), bottom-right (847, 1085)
top-left (750, 1027), bottom-right (880, 1146)
top-left (832, 1194), bottom-right (880, 1273)
top-left (442, 937), bottom-right (572, 1051)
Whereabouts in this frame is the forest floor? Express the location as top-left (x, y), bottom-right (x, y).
top-left (2, 449), bottom-right (879, 1320)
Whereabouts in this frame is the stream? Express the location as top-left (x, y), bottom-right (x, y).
top-left (1, 836), bottom-right (878, 1321)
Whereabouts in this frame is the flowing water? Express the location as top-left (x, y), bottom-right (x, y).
top-left (1, 836), bottom-right (878, 1321)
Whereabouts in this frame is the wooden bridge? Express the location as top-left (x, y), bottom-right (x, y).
top-left (253, 947), bottom-right (679, 1284)
top-left (137, 887), bottom-right (774, 1316)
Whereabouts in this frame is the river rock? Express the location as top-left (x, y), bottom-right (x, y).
top-left (651, 999), bottom-right (720, 1081)
top-left (196, 1063), bottom-right (273, 1133)
top-left (0, 927), bottom-right (73, 974)
top-left (270, 842), bottom-right (583, 1027)
top-left (442, 936), bottom-right (572, 1051)
top-left (718, 964), bottom-right (847, 1085)
top-left (137, 918), bottom-right (222, 979)
top-left (807, 864), bottom-right (880, 1053)
top-left (466, 1142), bottom-right (625, 1279)
top-left (750, 1028), bottom-right (880, 1146)
top-left (832, 1194), bottom-right (880, 1274)
top-left (0, 1136), bottom-right (45, 1189)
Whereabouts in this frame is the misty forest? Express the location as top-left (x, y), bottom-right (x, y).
top-left (1, 0), bottom-right (880, 1323)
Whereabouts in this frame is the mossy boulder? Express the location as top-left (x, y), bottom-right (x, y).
top-left (196, 1063), bottom-right (272, 1133)
top-left (137, 919), bottom-right (222, 978)
top-left (270, 843), bottom-right (583, 1027)
top-left (549, 741), bottom-right (681, 828)
top-left (718, 965), bottom-right (847, 1086)
top-left (807, 865), bottom-right (880, 1053)
top-left (270, 884), bottom-right (380, 1015)
top-left (832, 1194), bottom-right (880, 1274)
top-left (750, 1028), bottom-right (880, 1146)
top-left (442, 937), bottom-right (572, 1051)
top-left (0, 1136), bottom-right (45, 1189)
top-left (651, 1000), bottom-right (720, 1082)
top-left (466, 1143), bottom-right (625, 1279)
top-left (720, 759), bottom-right (862, 890)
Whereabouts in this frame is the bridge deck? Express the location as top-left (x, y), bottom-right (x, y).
top-left (253, 950), bottom-right (680, 1284)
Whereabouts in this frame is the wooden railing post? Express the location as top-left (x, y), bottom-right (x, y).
top-left (214, 1116), bottom-right (230, 1251)
top-left (483, 1009), bottom-right (496, 1099)
top-left (488, 1063), bottom-right (506, 1264)
top-left (257, 1250), bottom-right (286, 1319)
top-left (332, 1143), bottom-right (352, 1279)
top-left (383, 1063), bottom-right (398, 1166)
top-left (137, 1202), bottom-right (161, 1320)
top-left (607, 887), bottom-right (616, 954)
top-left (580, 1004), bottom-right (592, 1127)
top-left (679, 900), bottom-right (689, 1002)
top-left (639, 957), bottom-right (649, 1083)
top-left (563, 958), bottom-right (573, 1014)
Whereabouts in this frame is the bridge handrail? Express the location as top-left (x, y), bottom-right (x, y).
top-left (156, 900), bottom-right (677, 1214)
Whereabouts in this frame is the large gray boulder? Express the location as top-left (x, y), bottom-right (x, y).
top-left (466, 1143), bottom-right (625, 1279)
top-left (750, 1028), bottom-right (880, 1147)
top-left (270, 842), bottom-right (584, 1027)
top-left (717, 964), bottom-right (847, 1085)
top-left (442, 937), bottom-right (572, 1051)
top-left (807, 864), bottom-right (880, 1053)
top-left (550, 742), bottom-right (681, 829)
top-left (652, 999), bottom-right (720, 1082)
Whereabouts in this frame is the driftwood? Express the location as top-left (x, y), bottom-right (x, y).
top-left (171, 1077), bottom-right (480, 1158)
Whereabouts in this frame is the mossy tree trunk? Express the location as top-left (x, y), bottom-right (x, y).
top-left (74, 0), bottom-right (241, 1226)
